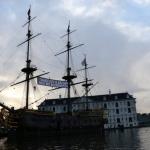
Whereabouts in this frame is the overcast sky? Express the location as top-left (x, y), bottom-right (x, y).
top-left (0, 0), bottom-right (150, 112)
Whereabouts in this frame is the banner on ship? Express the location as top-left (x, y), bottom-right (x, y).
top-left (37, 77), bottom-right (68, 88)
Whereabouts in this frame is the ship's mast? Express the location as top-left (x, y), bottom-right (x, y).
top-left (10, 8), bottom-right (49, 109)
top-left (82, 56), bottom-right (94, 110)
top-left (65, 23), bottom-right (76, 99)
top-left (21, 8), bottom-right (36, 109)
top-left (26, 9), bottom-right (32, 109)
top-left (62, 23), bottom-right (77, 113)
top-left (11, 8), bottom-right (49, 109)
top-left (55, 22), bottom-right (83, 113)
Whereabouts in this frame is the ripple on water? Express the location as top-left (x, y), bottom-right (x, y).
top-left (0, 127), bottom-right (149, 150)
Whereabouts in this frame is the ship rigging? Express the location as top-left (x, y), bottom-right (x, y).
top-left (11, 7), bottom-right (49, 109)
top-left (0, 8), bottom-right (105, 135)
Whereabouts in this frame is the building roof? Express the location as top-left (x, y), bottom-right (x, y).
top-left (38, 92), bottom-right (134, 107)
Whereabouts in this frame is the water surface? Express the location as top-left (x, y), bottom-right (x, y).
top-left (0, 127), bottom-right (149, 150)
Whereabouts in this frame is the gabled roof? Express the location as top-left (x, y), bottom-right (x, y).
top-left (38, 92), bottom-right (134, 107)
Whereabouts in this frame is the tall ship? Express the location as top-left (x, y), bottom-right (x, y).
top-left (0, 8), bottom-right (106, 135)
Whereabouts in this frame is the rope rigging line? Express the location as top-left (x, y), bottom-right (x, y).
top-left (36, 68), bottom-right (46, 73)
top-left (24, 87), bottom-right (63, 108)
top-left (26, 91), bottom-right (50, 108)
top-left (71, 81), bottom-right (79, 97)
top-left (63, 52), bottom-right (67, 76)
top-left (21, 81), bottom-right (26, 107)
top-left (32, 37), bottom-right (66, 73)
top-left (76, 71), bottom-right (84, 79)
top-left (0, 71), bottom-right (24, 93)
top-left (26, 82), bottom-right (99, 108)
top-left (42, 38), bottom-right (65, 66)
top-left (30, 74), bottom-right (36, 100)
top-left (0, 16), bottom-right (30, 67)
top-left (31, 76), bottom-right (41, 101)
top-left (70, 51), bottom-right (76, 75)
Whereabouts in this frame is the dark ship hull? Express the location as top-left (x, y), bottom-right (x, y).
top-left (6, 109), bottom-right (105, 136)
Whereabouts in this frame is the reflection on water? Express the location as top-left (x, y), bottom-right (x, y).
top-left (0, 127), bottom-right (149, 150)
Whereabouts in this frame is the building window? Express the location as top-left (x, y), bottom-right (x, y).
top-left (104, 103), bottom-right (107, 109)
top-left (103, 96), bottom-right (107, 100)
top-left (127, 101), bottom-right (130, 106)
top-left (129, 117), bottom-right (132, 122)
top-left (117, 118), bottom-right (120, 123)
top-left (128, 108), bottom-right (131, 113)
top-left (116, 109), bottom-right (119, 114)
top-left (63, 106), bottom-right (66, 112)
top-left (98, 103), bottom-right (101, 108)
top-left (130, 124), bottom-right (133, 127)
top-left (115, 96), bottom-right (118, 100)
top-left (52, 101), bottom-right (55, 105)
top-left (115, 102), bottom-right (118, 107)
top-left (53, 107), bottom-right (55, 112)
top-left (126, 94), bottom-right (129, 98)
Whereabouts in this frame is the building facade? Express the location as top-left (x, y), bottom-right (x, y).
top-left (38, 92), bottom-right (138, 129)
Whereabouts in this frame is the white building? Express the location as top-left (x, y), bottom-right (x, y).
top-left (38, 92), bottom-right (138, 129)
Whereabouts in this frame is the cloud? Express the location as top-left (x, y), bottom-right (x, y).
top-left (61, 0), bottom-right (86, 16)
top-left (131, 53), bottom-right (150, 89)
top-left (133, 0), bottom-right (150, 5)
top-left (115, 21), bottom-right (150, 41)
top-left (61, 0), bottom-right (119, 18)
top-left (61, 0), bottom-right (150, 42)
top-left (0, 0), bottom-right (150, 113)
